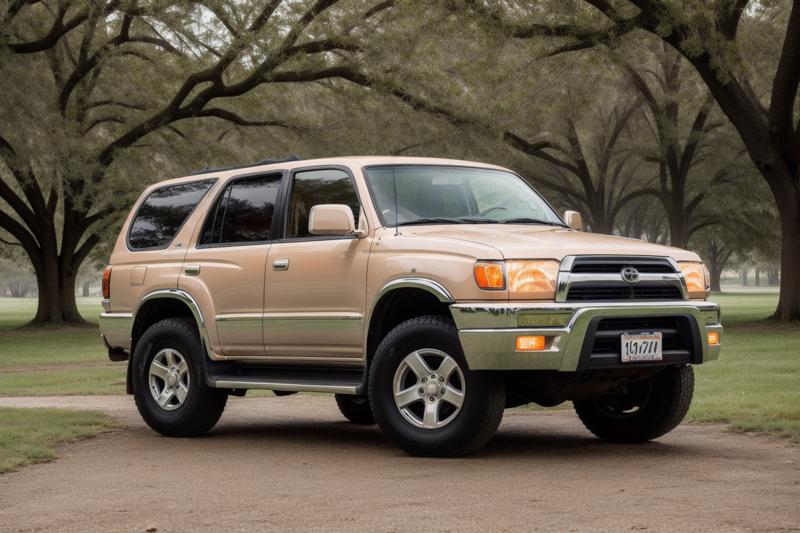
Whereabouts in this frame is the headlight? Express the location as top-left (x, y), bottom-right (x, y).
top-left (678, 261), bottom-right (710, 299)
top-left (474, 260), bottom-right (559, 299)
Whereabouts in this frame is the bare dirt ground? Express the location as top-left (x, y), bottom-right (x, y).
top-left (0, 395), bottom-right (798, 533)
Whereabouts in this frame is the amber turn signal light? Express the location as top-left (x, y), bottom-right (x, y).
top-left (474, 262), bottom-right (505, 289)
top-left (707, 331), bottom-right (720, 346)
top-left (678, 262), bottom-right (709, 299)
top-left (516, 335), bottom-right (546, 351)
top-left (102, 265), bottom-right (112, 299)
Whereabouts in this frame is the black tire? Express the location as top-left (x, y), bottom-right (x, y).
top-left (131, 318), bottom-right (227, 437)
top-left (574, 365), bottom-right (694, 443)
top-left (368, 315), bottom-right (505, 457)
top-left (335, 394), bottom-right (375, 425)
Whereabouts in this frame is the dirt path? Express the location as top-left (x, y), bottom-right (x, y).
top-left (1, 395), bottom-right (798, 533)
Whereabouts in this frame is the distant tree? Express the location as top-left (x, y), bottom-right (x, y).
top-left (690, 165), bottom-right (777, 291)
top-left (504, 97), bottom-right (656, 234)
top-left (0, 239), bottom-right (35, 297)
top-left (617, 42), bottom-right (735, 247)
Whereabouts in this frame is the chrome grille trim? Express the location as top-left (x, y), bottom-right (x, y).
top-left (555, 256), bottom-right (689, 303)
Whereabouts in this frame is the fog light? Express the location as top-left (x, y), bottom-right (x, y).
top-left (707, 331), bottom-right (720, 346)
top-left (516, 335), bottom-right (546, 351)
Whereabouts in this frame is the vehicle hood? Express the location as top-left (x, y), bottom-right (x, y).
top-left (398, 225), bottom-right (700, 262)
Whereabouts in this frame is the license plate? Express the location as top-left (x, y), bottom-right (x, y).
top-left (621, 332), bottom-right (663, 363)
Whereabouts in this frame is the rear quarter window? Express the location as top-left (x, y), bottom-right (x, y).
top-left (128, 179), bottom-right (216, 250)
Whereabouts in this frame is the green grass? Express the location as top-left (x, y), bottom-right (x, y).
top-left (0, 297), bottom-right (125, 395)
top-left (0, 297), bottom-right (106, 368)
top-left (0, 407), bottom-right (116, 473)
top-left (689, 292), bottom-right (800, 441)
top-left (0, 297), bottom-right (102, 330)
top-left (0, 367), bottom-right (126, 396)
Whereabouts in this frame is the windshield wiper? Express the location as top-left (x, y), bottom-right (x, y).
top-left (500, 218), bottom-right (569, 227)
top-left (398, 216), bottom-right (505, 226)
top-left (456, 217), bottom-right (502, 224)
top-left (398, 217), bottom-right (472, 226)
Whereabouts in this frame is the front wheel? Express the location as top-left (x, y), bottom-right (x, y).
top-left (131, 318), bottom-right (228, 437)
top-left (574, 365), bottom-right (694, 443)
top-left (369, 316), bottom-right (505, 457)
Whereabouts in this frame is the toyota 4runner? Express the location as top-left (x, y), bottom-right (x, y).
top-left (100, 156), bottom-right (721, 456)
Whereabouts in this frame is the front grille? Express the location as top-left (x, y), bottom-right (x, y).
top-left (566, 284), bottom-right (683, 301)
top-left (582, 316), bottom-right (696, 369)
top-left (571, 263), bottom-right (675, 274)
top-left (570, 257), bottom-right (676, 274)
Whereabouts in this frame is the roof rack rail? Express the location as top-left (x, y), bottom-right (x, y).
top-left (189, 155), bottom-right (302, 176)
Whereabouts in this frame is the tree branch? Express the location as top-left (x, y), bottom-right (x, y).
top-left (7, 1), bottom-right (121, 54)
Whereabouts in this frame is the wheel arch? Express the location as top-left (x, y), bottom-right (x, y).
top-left (365, 278), bottom-right (455, 369)
top-left (128, 289), bottom-right (214, 394)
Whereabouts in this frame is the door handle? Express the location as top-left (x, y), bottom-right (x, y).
top-left (273, 259), bottom-right (289, 271)
top-left (184, 264), bottom-right (201, 276)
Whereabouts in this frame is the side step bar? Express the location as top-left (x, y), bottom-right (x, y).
top-left (213, 378), bottom-right (359, 394)
top-left (205, 363), bottom-right (364, 395)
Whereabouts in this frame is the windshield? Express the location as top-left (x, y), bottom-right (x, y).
top-left (364, 165), bottom-right (564, 227)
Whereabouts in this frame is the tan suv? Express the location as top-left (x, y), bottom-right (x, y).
top-left (100, 156), bottom-right (721, 456)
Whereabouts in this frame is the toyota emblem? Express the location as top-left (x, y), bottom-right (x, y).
top-left (621, 266), bottom-right (640, 284)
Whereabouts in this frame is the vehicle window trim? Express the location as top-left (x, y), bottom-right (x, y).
top-left (361, 164), bottom-right (565, 228)
top-left (126, 178), bottom-right (218, 252)
top-left (274, 164), bottom-right (364, 243)
top-left (194, 171), bottom-right (286, 249)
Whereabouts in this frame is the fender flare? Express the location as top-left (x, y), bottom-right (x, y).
top-left (363, 277), bottom-right (454, 354)
top-left (134, 289), bottom-right (215, 359)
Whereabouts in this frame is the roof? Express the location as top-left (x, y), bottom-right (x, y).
top-left (148, 156), bottom-right (512, 190)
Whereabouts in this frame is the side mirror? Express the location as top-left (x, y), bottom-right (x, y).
top-left (309, 204), bottom-right (357, 236)
top-left (564, 210), bottom-right (584, 231)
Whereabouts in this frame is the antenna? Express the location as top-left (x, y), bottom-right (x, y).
top-left (392, 156), bottom-right (399, 236)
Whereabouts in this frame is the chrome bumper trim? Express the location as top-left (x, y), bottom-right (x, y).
top-left (99, 312), bottom-right (133, 351)
top-left (451, 300), bottom-right (721, 371)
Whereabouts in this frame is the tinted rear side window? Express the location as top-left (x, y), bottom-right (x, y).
top-left (286, 169), bottom-right (360, 238)
top-left (199, 174), bottom-right (282, 246)
top-left (128, 179), bottom-right (215, 250)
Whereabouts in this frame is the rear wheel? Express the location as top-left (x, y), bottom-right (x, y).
top-left (574, 365), bottom-right (694, 443)
top-left (131, 318), bottom-right (227, 437)
top-left (335, 394), bottom-right (375, 425)
top-left (369, 315), bottom-right (505, 457)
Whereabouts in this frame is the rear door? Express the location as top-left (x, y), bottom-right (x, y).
top-left (180, 172), bottom-right (284, 356)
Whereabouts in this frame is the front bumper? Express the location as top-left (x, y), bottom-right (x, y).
top-left (450, 300), bottom-right (722, 371)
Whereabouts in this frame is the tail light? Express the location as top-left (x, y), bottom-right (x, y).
top-left (102, 265), bottom-right (112, 299)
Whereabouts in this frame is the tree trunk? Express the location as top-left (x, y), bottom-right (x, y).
top-left (768, 269), bottom-right (780, 286)
top-left (30, 248), bottom-right (86, 326)
top-left (775, 213), bottom-right (796, 312)
top-left (768, 173), bottom-right (800, 319)
top-left (741, 269), bottom-right (748, 286)
top-left (82, 279), bottom-right (91, 297)
top-left (755, 269), bottom-right (760, 287)
top-left (709, 265), bottom-right (723, 292)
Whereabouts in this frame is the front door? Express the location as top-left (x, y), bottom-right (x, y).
top-left (180, 172), bottom-right (283, 356)
top-left (264, 167), bottom-right (370, 364)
